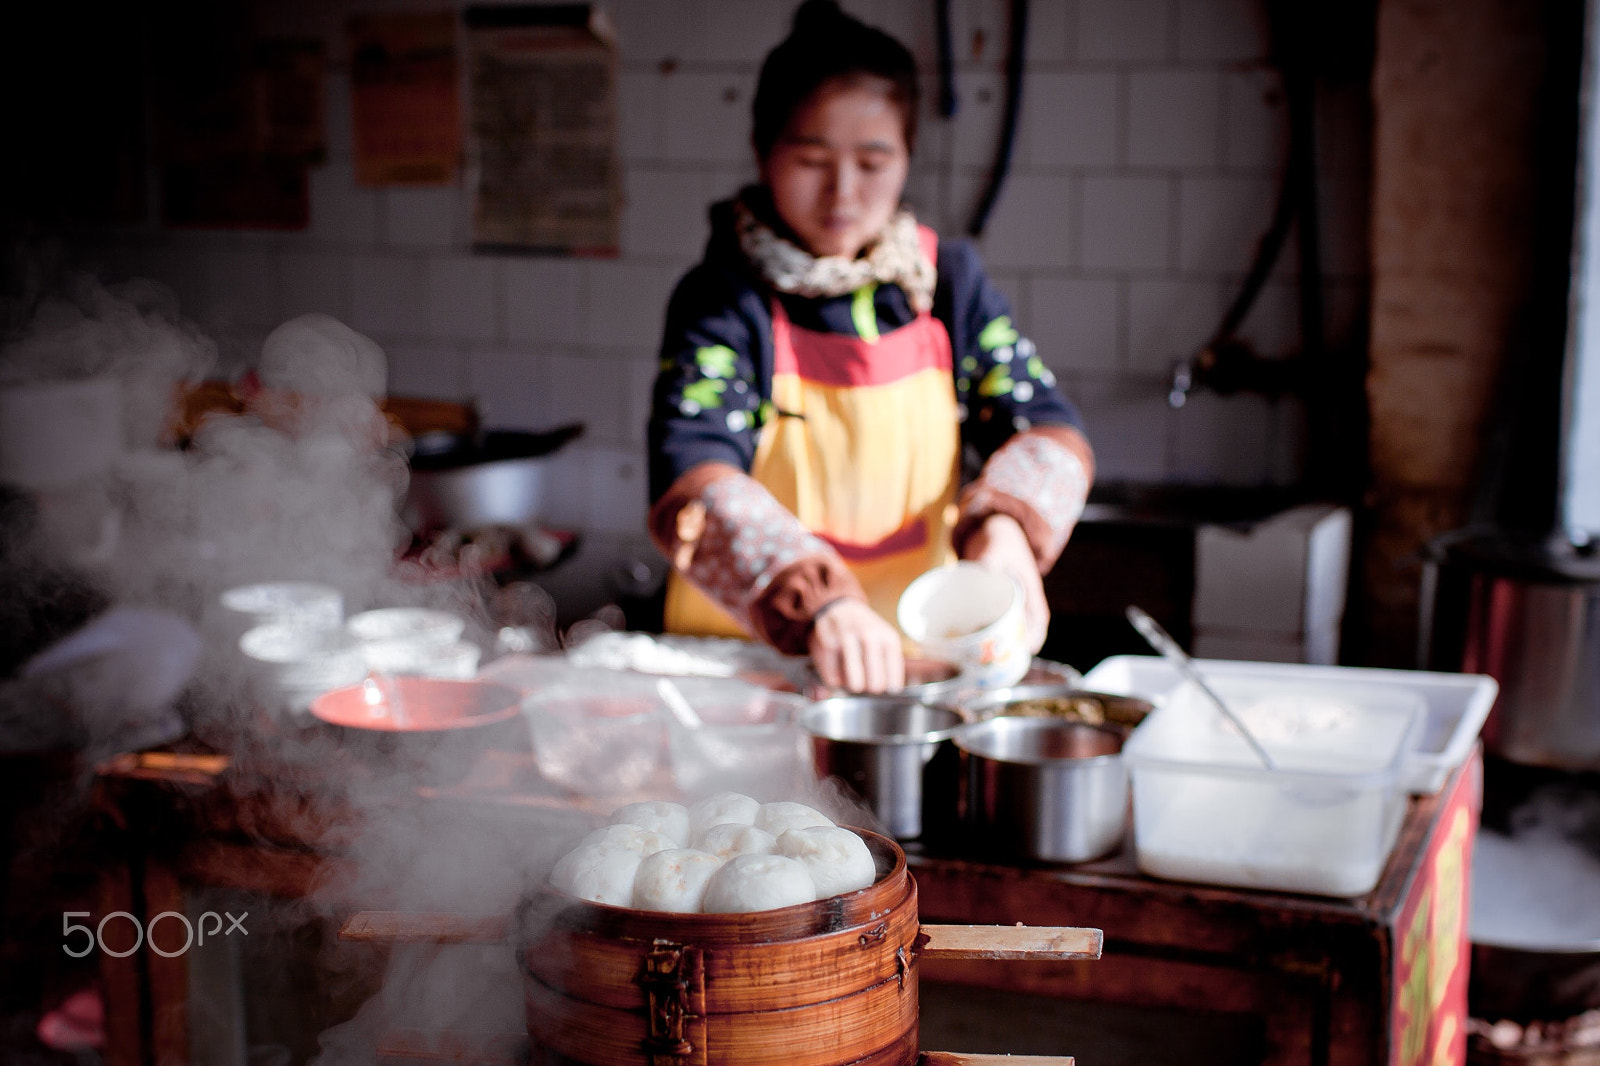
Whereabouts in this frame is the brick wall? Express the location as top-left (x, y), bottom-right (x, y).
top-left (73, 0), bottom-right (1373, 545)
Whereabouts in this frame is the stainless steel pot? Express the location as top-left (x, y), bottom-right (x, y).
top-left (800, 696), bottom-right (965, 840)
top-left (1468, 776), bottom-right (1600, 1024)
top-left (405, 457), bottom-right (547, 531)
top-left (960, 684), bottom-right (1154, 731)
top-left (955, 716), bottom-right (1128, 863)
top-left (1421, 531), bottom-right (1600, 770)
top-left (402, 425), bottom-right (582, 533)
top-left (1469, 940), bottom-right (1600, 1023)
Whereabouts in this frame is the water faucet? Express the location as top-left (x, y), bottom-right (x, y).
top-left (1166, 341), bottom-right (1302, 409)
top-left (1167, 358), bottom-right (1197, 409)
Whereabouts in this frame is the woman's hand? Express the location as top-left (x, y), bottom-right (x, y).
top-left (962, 513), bottom-right (1049, 653)
top-left (808, 598), bottom-right (906, 693)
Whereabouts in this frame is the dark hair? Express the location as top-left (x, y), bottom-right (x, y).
top-left (751, 0), bottom-right (920, 160)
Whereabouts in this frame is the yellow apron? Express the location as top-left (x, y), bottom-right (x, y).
top-left (665, 227), bottom-right (961, 639)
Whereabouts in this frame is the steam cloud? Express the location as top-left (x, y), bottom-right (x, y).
top-left (2, 270), bottom-right (871, 1064)
top-left (0, 271), bottom-right (542, 1063)
top-left (1472, 782), bottom-right (1600, 950)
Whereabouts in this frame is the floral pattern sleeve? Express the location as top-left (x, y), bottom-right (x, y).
top-left (935, 240), bottom-right (1094, 570)
top-left (647, 464), bottom-right (866, 653)
top-left (647, 262), bottom-right (773, 504)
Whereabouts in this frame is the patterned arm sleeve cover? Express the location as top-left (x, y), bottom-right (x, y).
top-left (647, 263), bottom-right (866, 652)
top-left (936, 240), bottom-right (1095, 570)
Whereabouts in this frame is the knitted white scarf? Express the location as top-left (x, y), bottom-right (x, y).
top-left (734, 195), bottom-right (936, 313)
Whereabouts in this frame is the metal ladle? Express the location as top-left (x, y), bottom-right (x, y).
top-left (1124, 606), bottom-right (1277, 770)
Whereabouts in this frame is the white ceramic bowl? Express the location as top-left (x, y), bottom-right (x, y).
top-left (221, 582), bottom-right (344, 631)
top-left (347, 608), bottom-right (466, 648)
top-left (362, 639), bottom-right (482, 680)
top-left (897, 563), bottom-right (1029, 691)
top-left (239, 622), bottom-right (366, 713)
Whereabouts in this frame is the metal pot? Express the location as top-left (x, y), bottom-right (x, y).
top-left (955, 716), bottom-right (1129, 863)
top-left (1468, 774), bottom-right (1600, 1025)
top-left (1469, 940), bottom-right (1600, 1024)
top-left (800, 696), bottom-right (965, 841)
top-left (1421, 530), bottom-right (1600, 771)
top-left (402, 424), bottom-right (582, 533)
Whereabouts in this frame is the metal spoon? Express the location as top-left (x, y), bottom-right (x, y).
top-left (1124, 606), bottom-right (1277, 770)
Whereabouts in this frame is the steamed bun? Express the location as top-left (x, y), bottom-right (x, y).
top-left (777, 826), bottom-right (876, 897)
top-left (549, 842), bottom-right (646, 907)
top-left (632, 849), bottom-right (725, 913)
top-left (688, 792), bottom-right (761, 837)
top-left (694, 823), bottom-right (777, 861)
top-left (754, 801), bottom-right (833, 838)
top-left (702, 854), bottom-right (816, 913)
top-left (609, 801), bottom-right (690, 846)
top-left (579, 824), bottom-right (677, 856)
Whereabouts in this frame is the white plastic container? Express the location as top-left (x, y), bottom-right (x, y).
top-left (897, 562), bottom-right (1029, 690)
top-left (1082, 655), bottom-right (1498, 795)
top-left (1122, 677), bottom-right (1424, 897)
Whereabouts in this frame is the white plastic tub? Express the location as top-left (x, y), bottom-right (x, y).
top-left (1082, 655), bottom-right (1498, 794)
top-left (1121, 676), bottom-right (1424, 897)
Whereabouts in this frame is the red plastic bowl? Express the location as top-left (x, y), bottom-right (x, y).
top-left (310, 676), bottom-right (521, 733)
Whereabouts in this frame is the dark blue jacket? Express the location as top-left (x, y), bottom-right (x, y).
top-left (648, 197), bottom-right (1085, 503)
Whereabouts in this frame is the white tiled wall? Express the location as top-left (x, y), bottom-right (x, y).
top-left (75, 0), bottom-right (1372, 535)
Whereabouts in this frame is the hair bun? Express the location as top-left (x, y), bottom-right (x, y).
top-left (791, 0), bottom-right (846, 36)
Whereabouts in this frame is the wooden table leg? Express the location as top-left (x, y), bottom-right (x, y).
top-left (98, 851), bottom-right (146, 1066)
top-left (142, 859), bottom-right (188, 1066)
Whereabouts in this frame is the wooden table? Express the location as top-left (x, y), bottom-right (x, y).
top-left (910, 747), bottom-right (1480, 1066)
top-left (89, 742), bottom-right (1478, 1066)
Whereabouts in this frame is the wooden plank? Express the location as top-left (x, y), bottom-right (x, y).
top-left (97, 750), bottom-right (231, 785)
top-left (340, 911), bottom-right (511, 945)
top-left (917, 924), bottom-right (1101, 961)
top-left (921, 1049), bottom-right (1068, 1056)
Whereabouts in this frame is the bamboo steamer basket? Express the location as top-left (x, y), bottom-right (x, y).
top-left (340, 831), bottom-right (1097, 1066)
top-left (519, 829), bottom-right (921, 1066)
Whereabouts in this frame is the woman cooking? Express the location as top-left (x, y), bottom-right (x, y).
top-left (647, 0), bottom-right (1093, 694)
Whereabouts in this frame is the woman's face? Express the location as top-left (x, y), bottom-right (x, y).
top-left (760, 77), bottom-right (910, 259)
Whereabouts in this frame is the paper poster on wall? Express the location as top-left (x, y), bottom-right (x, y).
top-left (349, 12), bottom-right (462, 187)
top-left (151, 10), bottom-right (324, 229)
top-left (464, 5), bottom-right (621, 255)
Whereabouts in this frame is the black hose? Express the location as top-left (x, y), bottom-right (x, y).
top-left (967, 0), bottom-right (1028, 237)
top-left (935, 0), bottom-right (957, 119)
top-left (1205, 0), bottom-right (1314, 351)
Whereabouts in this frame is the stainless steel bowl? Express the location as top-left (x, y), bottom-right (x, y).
top-left (800, 696), bottom-right (966, 840)
top-left (800, 657), bottom-right (969, 703)
top-left (956, 715), bottom-right (1129, 863)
